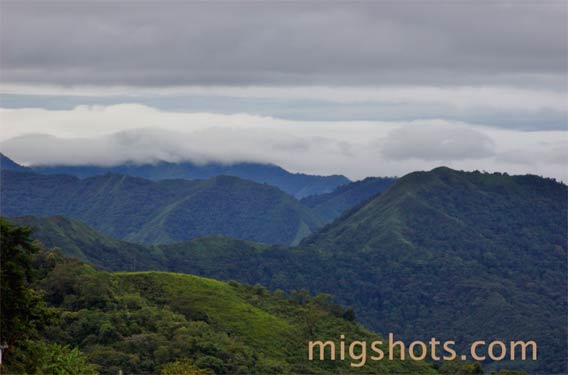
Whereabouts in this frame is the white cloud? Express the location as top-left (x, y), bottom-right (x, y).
top-left (1, 104), bottom-right (566, 181)
top-left (381, 123), bottom-right (495, 160)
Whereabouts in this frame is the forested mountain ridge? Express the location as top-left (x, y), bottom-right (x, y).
top-left (9, 215), bottom-right (165, 271)
top-left (4, 167), bottom-right (566, 373)
top-left (1, 219), bottom-right (436, 374)
top-left (0, 153), bottom-right (30, 172)
top-left (301, 176), bottom-right (396, 221)
top-left (18, 156), bottom-right (351, 199)
top-left (9, 215), bottom-right (268, 275)
top-left (1, 153), bottom-right (388, 226)
top-left (1, 170), bottom-right (325, 245)
top-left (306, 167), bottom-right (568, 374)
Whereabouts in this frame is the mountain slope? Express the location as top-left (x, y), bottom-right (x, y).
top-left (1, 171), bottom-right (324, 245)
top-left (300, 167), bottom-right (567, 374)
top-left (301, 177), bottom-right (396, 221)
top-left (10, 215), bottom-right (270, 276)
top-left (9, 215), bottom-right (165, 271)
top-left (105, 167), bottom-right (565, 374)
top-left (0, 153), bottom-right (29, 172)
top-left (8, 168), bottom-right (566, 373)
top-left (3, 220), bottom-right (435, 374)
top-left (32, 160), bottom-right (351, 199)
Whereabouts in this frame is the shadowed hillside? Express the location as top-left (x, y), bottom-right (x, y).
top-left (1, 171), bottom-right (324, 245)
top-left (301, 176), bottom-right (396, 221)
top-left (29, 159), bottom-right (351, 199)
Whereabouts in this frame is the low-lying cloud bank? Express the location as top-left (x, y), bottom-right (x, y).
top-left (1, 104), bottom-right (566, 181)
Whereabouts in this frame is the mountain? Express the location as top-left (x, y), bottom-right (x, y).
top-left (8, 167), bottom-right (567, 373)
top-left (31, 160), bottom-right (351, 199)
top-left (304, 168), bottom-right (567, 374)
top-left (9, 215), bottom-right (268, 276)
top-left (65, 167), bottom-right (562, 374)
top-left (0, 153), bottom-right (29, 172)
top-left (9, 215), bottom-right (165, 271)
top-left (2, 220), bottom-right (435, 374)
top-left (1, 170), bottom-right (325, 245)
top-left (301, 177), bottom-right (397, 221)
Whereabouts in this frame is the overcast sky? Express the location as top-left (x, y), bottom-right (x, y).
top-left (0, 1), bottom-right (566, 180)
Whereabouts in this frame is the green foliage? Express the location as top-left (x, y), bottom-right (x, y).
top-left (4, 167), bottom-right (566, 373)
top-left (301, 176), bottom-right (396, 221)
top-left (30, 158), bottom-right (350, 199)
top-left (0, 219), bottom-right (50, 366)
top-left (2, 171), bottom-right (324, 245)
top-left (439, 361), bottom-right (483, 374)
top-left (53, 168), bottom-right (561, 374)
top-left (9, 341), bottom-right (97, 375)
top-left (27, 254), bottom-right (434, 374)
top-left (161, 359), bottom-right (214, 375)
top-left (10, 215), bottom-right (165, 271)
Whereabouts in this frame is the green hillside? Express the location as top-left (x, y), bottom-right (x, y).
top-left (303, 168), bottom-right (567, 374)
top-left (112, 168), bottom-right (568, 374)
top-left (10, 215), bottom-right (268, 276)
top-left (1, 171), bottom-right (324, 245)
top-left (1, 220), bottom-right (435, 374)
top-left (301, 177), bottom-right (396, 222)
top-left (9, 215), bottom-right (165, 271)
top-left (7, 167), bottom-right (567, 373)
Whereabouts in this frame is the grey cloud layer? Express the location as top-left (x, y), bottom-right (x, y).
top-left (1, 105), bottom-right (566, 180)
top-left (1, 84), bottom-right (566, 130)
top-left (381, 124), bottom-right (495, 161)
top-left (1, 1), bottom-right (566, 87)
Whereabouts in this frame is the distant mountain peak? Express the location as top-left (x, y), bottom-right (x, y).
top-left (31, 160), bottom-right (351, 198)
top-left (0, 153), bottom-right (29, 171)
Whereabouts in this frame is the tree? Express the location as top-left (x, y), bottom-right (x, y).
top-left (440, 360), bottom-right (484, 374)
top-left (161, 359), bottom-right (214, 375)
top-left (342, 308), bottom-right (356, 322)
top-left (0, 219), bottom-right (49, 362)
top-left (14, 342), bottom-right (97, 375)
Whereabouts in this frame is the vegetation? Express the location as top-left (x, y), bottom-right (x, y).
top-left (0, 153), bottom-right (29, 172)
top-left (25, 156), bottom-right (350, 199)
top-left (1, 220), bottom-right (435, 374)
top-left (3, 166), bottom-right (566, 374)
top-left (301, 168), bottom-right (567, 374)
top-left (1, 170), bottom-right (325, 245)
top-left (0, 219), bottom-right (96, 374)
top-left (301, 176), bottom-right (396, 221)
top-left (9, 215), bottom-right (165, 271)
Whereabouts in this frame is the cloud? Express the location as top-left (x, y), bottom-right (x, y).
top-left (381, 123), bottom-right (495, 161)
top-left (495, 141), bottom-right (568, 166)
top-left (0, 131), bottom-right (212, 166)
top-left (2, 84), bottom-right (566, 131)
top-left (2, 84), bottom-right (565, 111)
top-left (1, 104), bottom-right (566, 181)
top-left (1, 2), bottom-right (565, 88)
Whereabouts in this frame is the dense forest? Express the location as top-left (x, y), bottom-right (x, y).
top-left (19, 155), bottom-right (350, 199)
top-left (300, 176), bottom-right (396, 221)
top-left (1, 219), bottom-right (437, 374)
top-left (2, 161), bottom-right (566, 374)
top-left (0, 170), bottom-right (325, 246)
